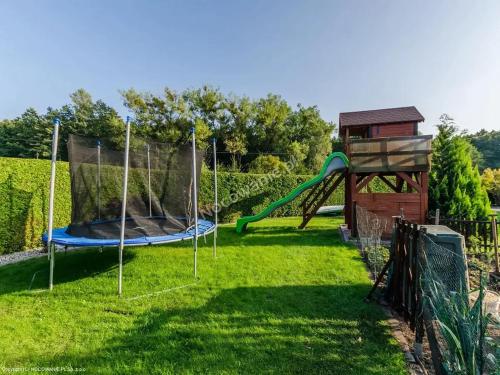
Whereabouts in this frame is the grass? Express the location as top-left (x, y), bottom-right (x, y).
top-left (0, 217), bottom-right (406, 374)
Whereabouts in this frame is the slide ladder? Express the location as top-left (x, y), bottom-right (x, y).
top-left (298, 169), bottom-right (346, 229)
top-left (236, 152), bottom-right (348, 233)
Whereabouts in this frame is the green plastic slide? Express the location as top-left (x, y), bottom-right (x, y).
top-left (235, 152), bottom-right (349, 233)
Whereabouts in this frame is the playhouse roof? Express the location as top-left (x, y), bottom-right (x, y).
top-left (339, 106), bottom-right (424, 127)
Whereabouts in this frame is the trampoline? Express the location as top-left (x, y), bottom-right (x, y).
top-left (42, 219), bottom-right (215, 247)
top-left (43, 118), bottom-right (219, 295)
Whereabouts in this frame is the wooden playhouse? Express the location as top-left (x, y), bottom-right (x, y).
top-left (339, 106), bottom-right (432, 232)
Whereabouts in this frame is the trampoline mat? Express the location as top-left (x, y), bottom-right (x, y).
top-left (66, 216), bottom-right (190, 239)
top-left (44, 219), bottom-right (215, 247)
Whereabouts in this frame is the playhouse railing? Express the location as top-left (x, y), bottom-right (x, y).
top-left (347, 135), bottom-right (432, 173)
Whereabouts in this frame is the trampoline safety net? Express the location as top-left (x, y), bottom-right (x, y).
top-left (66, 134), bottom-right (203, 239)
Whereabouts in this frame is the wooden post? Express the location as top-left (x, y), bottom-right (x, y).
top-left (424, 307), bottom-right (445, 375)
top-left (344, 174), bottom-right (350, 229)
top-left (352, 201), bottom-right (358, 237)
top-left (420, 172), bottom-right (428, 224)
top-left (406, 172), bottom-right (413, 193)
top-left (491, 214), bottom-right (499, 274)
top-left (402, 221), bottom-right (411, 322)
top-left (414, 226), bottom-right (425, 358)
top-left (345, 173), bottom-right (357, 230)
top-left (391, 218), bottom-right (404, 309)
top-left (409, 223), bottom-right (419, 329)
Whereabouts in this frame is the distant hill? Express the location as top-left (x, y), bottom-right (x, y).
top-left (467, 129), bottom-right (500, 170)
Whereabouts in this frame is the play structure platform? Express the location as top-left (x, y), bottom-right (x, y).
top-left (236, 106), bottom-right (432, 235)
top-left (236, 152), bottom-right (348, 233)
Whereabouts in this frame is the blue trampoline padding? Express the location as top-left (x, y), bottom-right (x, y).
top-left (42, 219), bottom-right (215, 247)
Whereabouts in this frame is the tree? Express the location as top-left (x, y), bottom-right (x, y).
top-left (286, 104), bottom-right (335, 173)
top-left (0, 89), bottom-right (124, 161)
top-left (286, 141), bottom-right (309, 174)
top-left (217, 95), bottom-right (253, 170)
top-left (251, 94), bottom-right (291, 154)
top-left (121, 87), bottom-right (212, 149)
top-left (0, 108), bottom-right (52, 159)
top-left (481, 168), bottom-right (500, 205)
top-left (184, 86), bottom-right (225, 131)
top-left (121, 87), bottom-right (192, 145)
top-left (0, 86), bottom-right (336, 172)
top-left (121, 87), bottom-right (336, 173)
top-left (430, 114), bottom-right (490, 219)
top-left (57, 89), bottom-right (125, 159)
top-left (467, 129), bottom-right (500, 170)
top-left (248, 155), bottom-right (289, 174)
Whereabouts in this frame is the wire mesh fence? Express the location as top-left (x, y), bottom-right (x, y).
top-left (427, 213), bottom-right (500, 279)
top-left (358, 206), bottom-right (499, 374)
top-left (417, 232), bottom-right (498, 374)
top-left (355, 205), bottom-right (392, 279)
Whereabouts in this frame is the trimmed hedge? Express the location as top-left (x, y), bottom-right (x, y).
top-left (0, 157), bottom-right (344, 254)
top-left (0, 157), bottom-right (71, 254)
top-left (199, 169), bottom-right (344, 223)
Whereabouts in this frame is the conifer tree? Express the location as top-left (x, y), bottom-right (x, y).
top-left (430, 114), bottom-right (490, 219)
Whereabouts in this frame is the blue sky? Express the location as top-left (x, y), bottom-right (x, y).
top-left (1, 0), bottom-right (499, 135)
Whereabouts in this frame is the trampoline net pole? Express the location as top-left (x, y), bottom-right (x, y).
top-left (48, 118), bottom-right (60, 291)
top-left (97, 141), bottom-right (101, 220)
top-left (118, 117), bottom-right (131, 295)
top-left (191, 128), bottom-right (199, 277)
top-left (213, 137), bottom-right (217, 258)
top-left (147, 143), bottom-right (152, 218)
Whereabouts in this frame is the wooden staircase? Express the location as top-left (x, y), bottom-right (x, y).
top-left (298, 170), bottom-right (346, 229)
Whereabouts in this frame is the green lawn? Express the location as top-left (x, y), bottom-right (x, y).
top-left (0, 217), bottom-right (406, 374)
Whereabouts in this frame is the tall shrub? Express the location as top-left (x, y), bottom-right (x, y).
top-left (430, 115), bottom-right (490, 219)
top-left (481, 168), bottom-right (500, 206)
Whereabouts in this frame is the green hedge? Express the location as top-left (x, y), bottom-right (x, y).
top-left (0, 157), bottom-right (345, 254)
top-left (0, 158), bottom-right (71, 254)
top-left (199, 169), bottom-right (344, 223)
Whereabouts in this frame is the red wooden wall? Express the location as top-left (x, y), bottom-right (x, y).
top-left (353, 193), bottom-right (424, 223)
top-left (370, 122), bottom-right (417, 138)
top-left (345, 171), bottom-right (429, 233)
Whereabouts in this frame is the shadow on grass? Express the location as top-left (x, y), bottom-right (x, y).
top-left (44, 284), bottom-right (403, 374)
top-left (0, 247), bottom-right (135, 295)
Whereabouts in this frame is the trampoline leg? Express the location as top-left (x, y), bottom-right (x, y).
top-left (193, 240), bottom-right (197, 278)
top-left (147, 143), bottom-right (152, 218)
top-left (49, 243), bottom-right (55, 290)
top-left (47, 118), bottom-right (60, 291)
top-left (118, 245), bottom-right (123, 295)
top-left (97, 141), bottom-right (101, 220)
top-left (118, 116), bottom-right (131, 296)
top-left (212, 137), bottom-right (218, 258)
top-left (213, 229), bottom-right (217, 258)
top-left (191, 127), bottom-right (199, 278)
